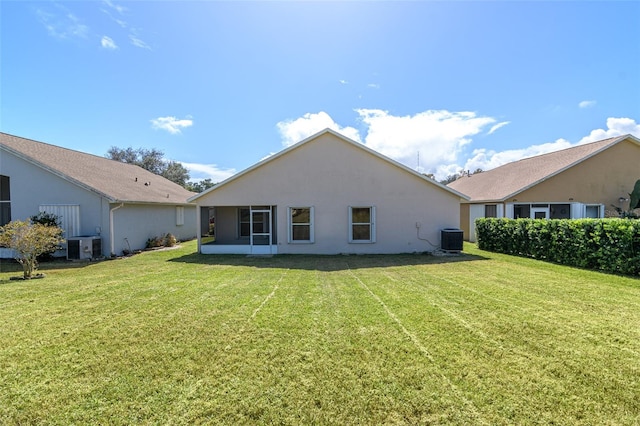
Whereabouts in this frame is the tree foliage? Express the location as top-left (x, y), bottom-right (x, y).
top-left (30, 211), bottom-right (62, 228)
top-left (0, 220), bottom-right (65, 279)
top-left (106, 147), bottom-right (190, 187)
top-left (185, 178), bottom-right (216, 193)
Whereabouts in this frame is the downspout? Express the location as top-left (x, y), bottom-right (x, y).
top-left (109, 203), bottom-right (124, 256)
top-left (195, 205), bottom-right (202, 254)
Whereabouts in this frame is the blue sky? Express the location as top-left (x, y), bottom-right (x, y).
top-left (2, 1), bottom-right (639, 182)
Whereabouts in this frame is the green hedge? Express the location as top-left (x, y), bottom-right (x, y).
top-left (475, 218), bottom-right (640, 276)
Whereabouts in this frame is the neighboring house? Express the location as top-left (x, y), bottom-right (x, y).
top-left (0, 132), bottom-right (197, 258)
top-left (189, 128), bottom-right (468, 255)
top-left (447, 134), bottom-right (640, 242)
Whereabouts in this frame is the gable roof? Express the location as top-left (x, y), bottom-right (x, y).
top-left (447, 134), bottom-right (640, 202)
top-left (0, 132), bottom-right (195, 204)
top-left (189, 128), bottom-right (469, 202)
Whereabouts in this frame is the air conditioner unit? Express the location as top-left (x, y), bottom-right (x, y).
top-left (67, 236), bottom-right (102, 260)
top-left (441, 228), bottom-right (463, 252)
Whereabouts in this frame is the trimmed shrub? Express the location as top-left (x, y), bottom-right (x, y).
top-left (476, 218), bottom-right (640, 276)
top-left (163, 233), bottom-right (177, 247)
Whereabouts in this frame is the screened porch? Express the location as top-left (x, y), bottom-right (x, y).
top-left (199, 205), bottom-right (278, 254)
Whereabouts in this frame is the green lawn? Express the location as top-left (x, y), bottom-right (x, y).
top-left (1, 241), bottom-right (639, 425)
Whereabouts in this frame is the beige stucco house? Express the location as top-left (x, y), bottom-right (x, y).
top-left (447, 134), bottom-right (640, 242)
top-left (0, 132), bottom-right (197, 257)
top-left (189, 129), bottom-right (468, 255)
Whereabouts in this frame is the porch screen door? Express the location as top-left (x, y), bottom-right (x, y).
top-left (250, 206), bottom-right (272, 254)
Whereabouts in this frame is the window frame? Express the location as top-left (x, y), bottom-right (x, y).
top-left (288, 206), bottom-right (314, 244)
top-left (0, 175), bottom-right (10, 226)
top-left (349, 206), bottom-right (376, 243)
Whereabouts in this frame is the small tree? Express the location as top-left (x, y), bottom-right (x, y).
top-left (0, 220), bottom-right (65, 279)
top-left (30, 211), bottom-right (63, 260)
top-left (630, 179), bottom-right (640, 211)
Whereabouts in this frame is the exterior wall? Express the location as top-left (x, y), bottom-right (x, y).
top-left (459, 204), bottom-right (470, 241)
top-left (1, 149), bottom-right (111, 255)
top-left (196, 133), bottom-right (462, 254)
top-left (513, 140), bottom-right (640, 213)
top-left (110, 203), bottom-right (196, 255)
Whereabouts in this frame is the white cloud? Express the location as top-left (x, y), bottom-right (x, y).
top-left (487, 121), bottom-right (510, 135)
top-left (462, 117), bottom-right (640, 174)
top-left (260, 152), bottom-right (277, 162)
top-left (150, 116), bottom-right (193, 134)
top-left (101, 35), bottom-right (118, 50)
top-left (579, 100), bottom-right (597, 109)
top-left (102, 0), bottom-right (127, 15)
top-left (357, 109), bottom-right (495, 174)
top-left (129, 33), bottom-right (151, 50)
top-left (367, 83), bottom-right (380, 89)
top-left (276, 112), bottom-right (362, 146)
top-left (577, 117), bottom-right (640, 144)
top-left (101, 3), bottom-right (127, 28)
top-left (36, 7), bottom-right (89, 39)
top-left (339, 79), bottom-right (349, 84)
top-left (180, 162), bottom-right (236, 184)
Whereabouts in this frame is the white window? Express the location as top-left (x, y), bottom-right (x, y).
top-left (349, 206), bottom-right (376, 243)
top-left (176, 206), bottom-right (185, 226)
top-left (484, 205), bottom-right (498, 218)
top-left (585, 205), bottom-right (602, 218)
top-left (289, 207), bottom-right (314, 243)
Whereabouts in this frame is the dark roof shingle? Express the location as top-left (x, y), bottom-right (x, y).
top-left (1, 133), bottom-right (195, 204)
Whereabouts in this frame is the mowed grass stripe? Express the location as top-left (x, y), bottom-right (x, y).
top-left (345, 265), bottom-right (488, 424)
top-left (240, 262), bottom-right (482, 424)
top-left (1, 241), bottom-right (639, 424)
top-left (349, 257), bottom-right (640, 424)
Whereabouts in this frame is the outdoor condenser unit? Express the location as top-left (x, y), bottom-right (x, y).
top-left (67, 236), bottom-right (102, 260)
top-left (441, 228), bottom-right (463, 252)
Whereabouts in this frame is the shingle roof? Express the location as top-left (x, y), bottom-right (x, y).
top-left (0, 132), bottom-right (196, 204)
top-left (447, 134), bottom-right (638, 202)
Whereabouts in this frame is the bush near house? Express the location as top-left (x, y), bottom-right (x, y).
top-left (476, 218), bottom-right (640, 276)
top-left (145, 233), bottom-right (178, 249)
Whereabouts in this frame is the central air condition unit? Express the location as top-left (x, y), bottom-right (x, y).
top-left (67, 236), bottom-right (102, 260)
top-left (441, 228), bottom-right (463, 252)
